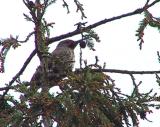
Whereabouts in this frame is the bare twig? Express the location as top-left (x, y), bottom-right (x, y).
top-left (18, 31), bottom-right (34, 43)
top-left (79, 47), bottom-right (82, 68)
top-left (130, 74), bottom-right (140, 96)
top-left (62, 0), bottom-right (70, 13)
top-left (95, 56), bottom-right (99, 65)
top-left (92, 68), bottom-right (160, 75)
top-left (144, 0), bottom-right (150, 7)
top-left (74, 0), bottom-right (87, 19)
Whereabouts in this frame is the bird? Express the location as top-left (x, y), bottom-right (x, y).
top-left (30, 39), bottom-right (82, 89)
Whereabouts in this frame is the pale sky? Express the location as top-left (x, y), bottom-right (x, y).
top-left (0, 0), bottom-right (160, 126)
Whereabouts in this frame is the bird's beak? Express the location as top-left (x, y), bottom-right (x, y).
top-left (68, 40), bottom-right (79, 49)
top-left (67, 39), bottom-right (86, 49)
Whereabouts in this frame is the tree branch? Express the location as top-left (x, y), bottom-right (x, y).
top-left (47, 0), bottom-right (159, 44)
top-left (0, 68), bottom-right (159, 92)
top-left (0, 50), bottom-right (36, 98)
top-left (93, 68), bottom-right (160, 75)
top-left (18, 31), bottom-right (34, 43)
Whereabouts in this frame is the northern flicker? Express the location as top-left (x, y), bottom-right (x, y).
top-left (30, 39), bottom-right (84, 88)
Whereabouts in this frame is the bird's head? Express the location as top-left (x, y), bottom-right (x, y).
top-left (57, 39), bottom-right (86, 49)
top-left (57, 39), bottom-right (78, 49)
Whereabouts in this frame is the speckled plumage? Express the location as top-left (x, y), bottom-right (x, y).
top-left (30, 40), bottom-right (78, 88)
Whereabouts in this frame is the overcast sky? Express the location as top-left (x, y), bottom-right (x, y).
top-left (0, 0), bottom-right (160, 126)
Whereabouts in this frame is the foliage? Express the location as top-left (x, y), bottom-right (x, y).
top-left (136, 10), bottom-right (160, 49)
top-left (1, 64), bottom-right (160, 127)
top-left (0, 36), bottom-right (20, 72)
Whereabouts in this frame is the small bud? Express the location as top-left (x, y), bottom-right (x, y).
top-left (28, 1), bottom-right (35, 8)
top-left (79, 41), bottom-right (86, 48)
